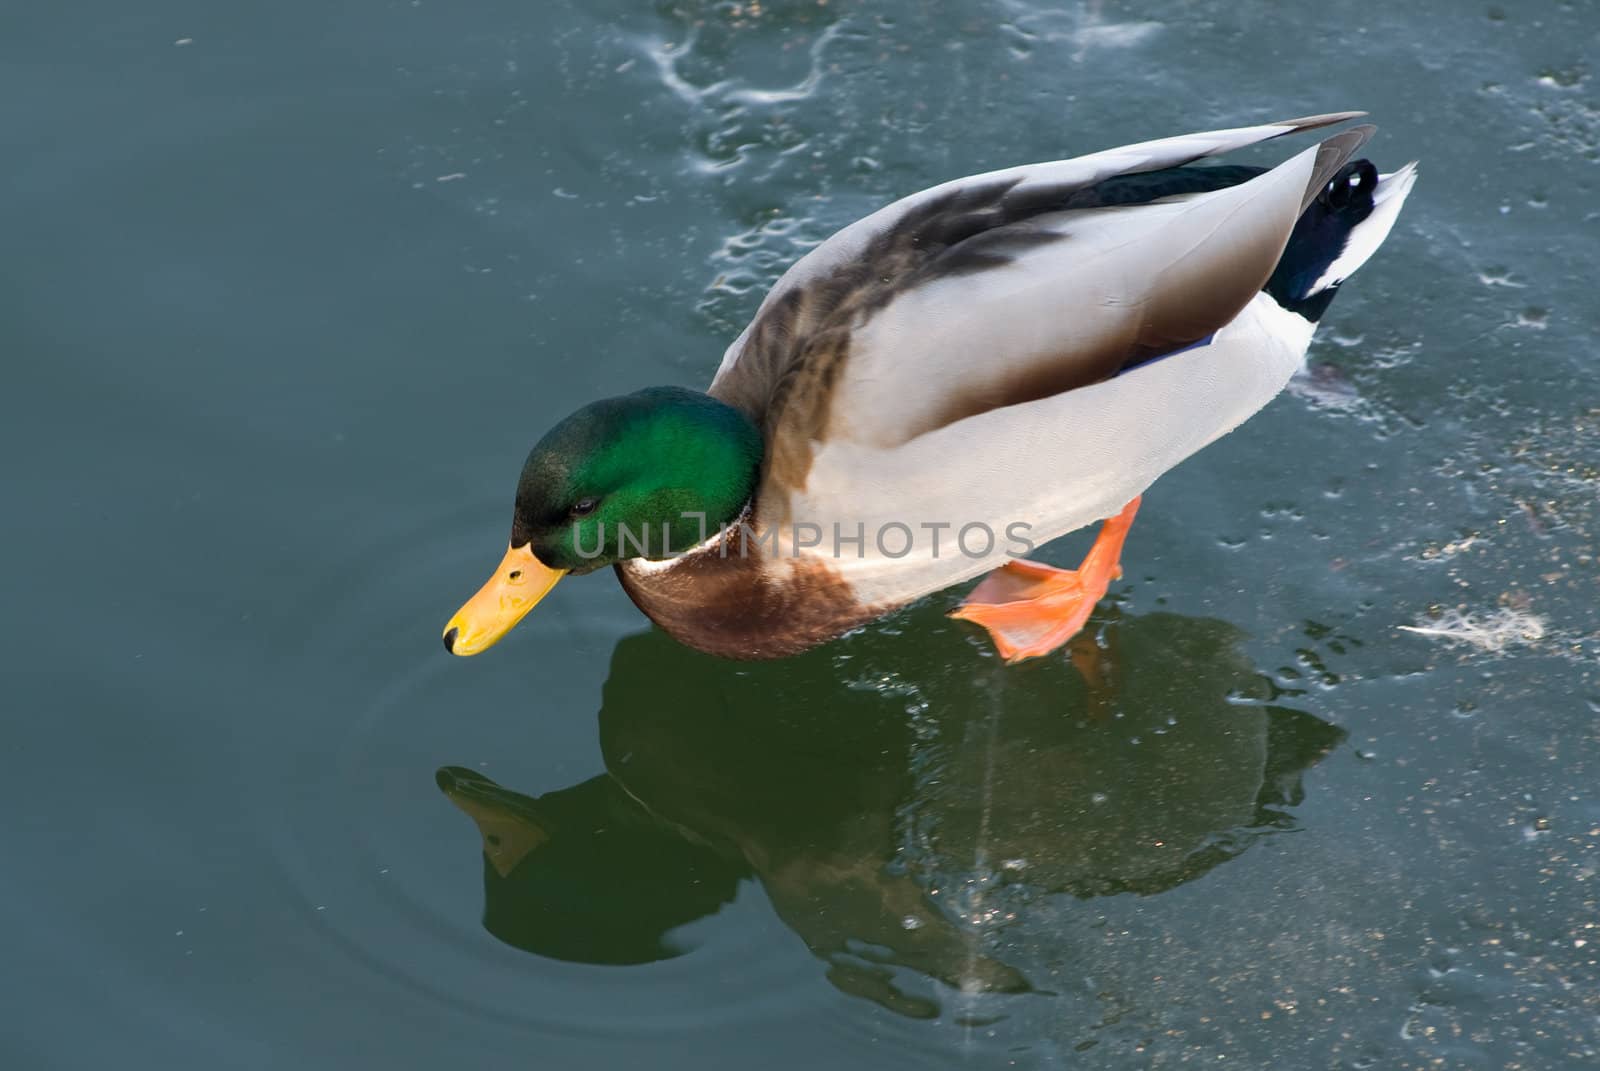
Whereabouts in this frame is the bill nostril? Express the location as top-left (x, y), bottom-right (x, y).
top-left (443, 626), bottom-right (459, 653)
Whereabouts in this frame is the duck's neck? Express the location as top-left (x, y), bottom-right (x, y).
top-left (618, 389), bottom-right (762, 553)
top-left (661, 393), bottom-right (763, 540)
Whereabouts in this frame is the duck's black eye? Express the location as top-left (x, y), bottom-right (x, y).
top-left (570, 497), bottom-right (599, 518)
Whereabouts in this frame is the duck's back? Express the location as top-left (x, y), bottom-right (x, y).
top-left (708, 114), bottom-right (1363, 444)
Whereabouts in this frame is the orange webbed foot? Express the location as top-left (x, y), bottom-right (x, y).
top-left (950, 498), bottom-right (1140, 663)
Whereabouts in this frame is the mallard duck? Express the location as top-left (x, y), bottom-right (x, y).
top-left (443, 112), bottom-right (1416, 661)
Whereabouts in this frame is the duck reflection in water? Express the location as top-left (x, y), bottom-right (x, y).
top-left (437, 606), bottom-right (1343, 1018)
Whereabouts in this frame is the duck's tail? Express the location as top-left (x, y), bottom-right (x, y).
top-left (1265, 159), bottom-right (1419, 323)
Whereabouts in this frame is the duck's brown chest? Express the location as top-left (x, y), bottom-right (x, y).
top-left (614, 545), bottom-right (879, 660)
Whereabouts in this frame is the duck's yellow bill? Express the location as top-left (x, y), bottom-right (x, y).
top-left (443, 544), bottom-right (566, 656)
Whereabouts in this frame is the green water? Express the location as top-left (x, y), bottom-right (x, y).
top-left (6, 1), bottom-right (1598, 1067)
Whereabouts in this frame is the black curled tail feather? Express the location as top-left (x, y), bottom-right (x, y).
top-left (1266, 160), bottom-right (1380, 322)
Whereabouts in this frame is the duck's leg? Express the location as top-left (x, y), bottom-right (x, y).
top-left (950, 497), bottom-right (1140, 663)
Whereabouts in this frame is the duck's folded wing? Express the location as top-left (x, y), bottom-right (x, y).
top-left (708, 113), bottom-right (1363, 410)
top-left (707, 115), bottom-right (1371, 496)
top-left (818, 134), bottom-right (1372, 446)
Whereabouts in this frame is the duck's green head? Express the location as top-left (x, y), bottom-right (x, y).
top-left (444, 387), bottom-right (762, 656)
